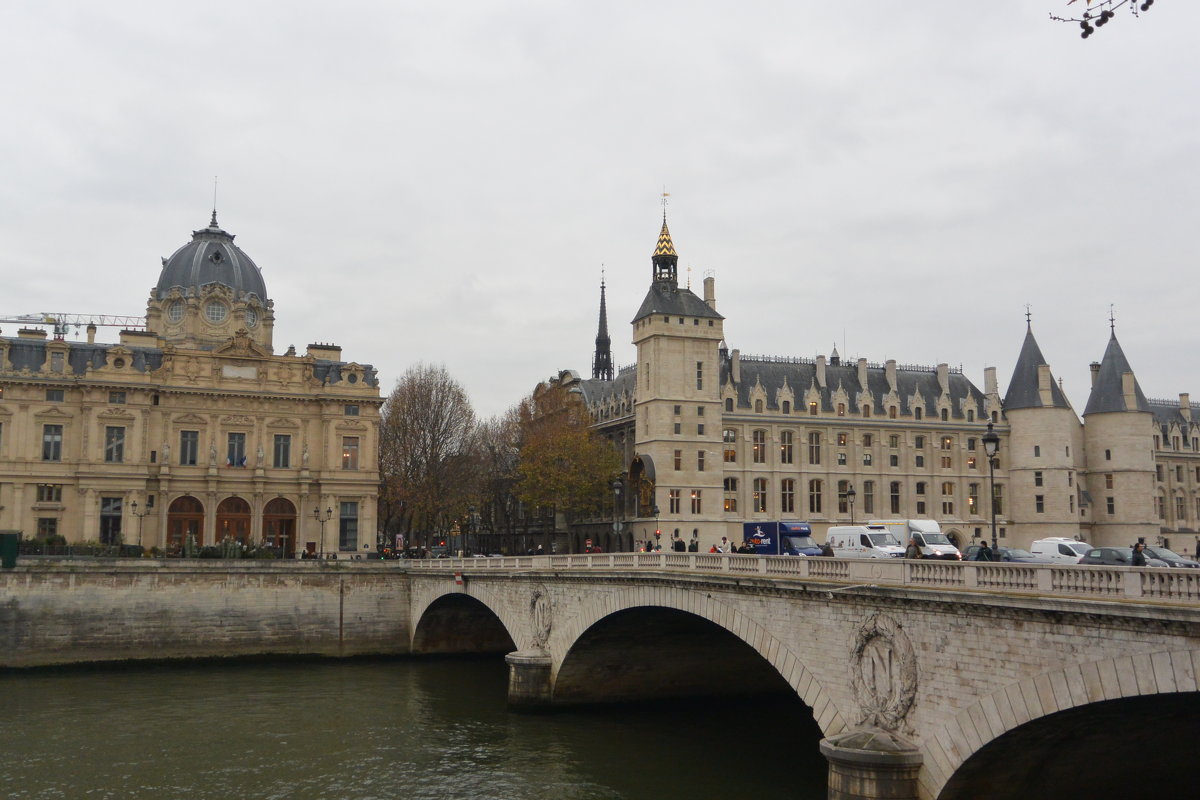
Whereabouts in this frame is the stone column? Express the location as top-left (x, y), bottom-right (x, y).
top-left (819, 728), bottom-right (923, 800)
top-left (505, 649), bottom-right (553, 709)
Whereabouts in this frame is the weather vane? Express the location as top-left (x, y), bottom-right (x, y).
top-left (661, 187), bottom-right (670, 217)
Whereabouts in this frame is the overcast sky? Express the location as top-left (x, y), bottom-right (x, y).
top-left (2, 1), bottom-right (1196, 419)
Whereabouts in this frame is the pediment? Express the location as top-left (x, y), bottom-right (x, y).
top-left (267, 417), bottom-right (300, 429)
top-left (34, 406), bottom-right (74, 420)
top-left (173, 413), bottom-right (208, 425)
top-left (97, 408), bottom-right (136, 421)
top-left (336, 420), bottom-right (367, 431)
top-left (213, 331), bottom-right (271, 359)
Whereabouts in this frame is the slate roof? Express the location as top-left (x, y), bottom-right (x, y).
top-left (578, 366), bottom-right (637, 410)
top-left (632, 282), bottom-right (724, 324)
top-left (1147, 398), bottom-right (1199, 442)
top-left (722, 356), bottom-right (984, 418)
top-left (1, 335), bottom-right (377, 387)
top-left (1083, 332), bottom-right (1150, 416)
top-left (1003, 325), bottom-right (1070, 411)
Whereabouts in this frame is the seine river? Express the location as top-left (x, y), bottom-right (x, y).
top-left (2, 658), bottom-right (827, 800)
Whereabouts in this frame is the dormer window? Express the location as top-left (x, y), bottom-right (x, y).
top-left (209, 250), bottom-right (224, 263)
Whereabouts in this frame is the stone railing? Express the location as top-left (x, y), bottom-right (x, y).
top-left (408, 554), bottom-right (1200, 604)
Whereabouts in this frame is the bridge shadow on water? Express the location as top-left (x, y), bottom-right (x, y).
top-left (940, 692), bottom-right (1200, 800)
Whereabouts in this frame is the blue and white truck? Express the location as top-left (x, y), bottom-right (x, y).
top-left (742, 521), bottom-right (822, 556)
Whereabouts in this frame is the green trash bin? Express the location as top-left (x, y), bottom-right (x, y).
top-left (0, 531), bottom-right (19, 569)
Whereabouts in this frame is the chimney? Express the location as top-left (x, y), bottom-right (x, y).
top-left (18, 328), bottom-right (48, 340)
top-left (703, 276), bottom-right (716, 311)
top-left (816, 355), bottom-right (827, 389)
top-left (730, 349), bottom-right (741, 384)
top-left (86, 324), bottom-right (97, 344)
top-left (1181, 394), bottom-right (1192, 423)
top-left (984, 366), bottom-right (998, 397)
top-left (1037, 364), bottom-right (1054, 405)
top-left (857, 358), bottom-right (868, 391)
top-left (307, 342), bottom-right (343, 360)
top-left (1121, 372), bottom-right (1137, 410)
top-left (1089, 362), bottom-right (1101, 387)
top-left (886, 360), bottom-right (898, 393)
top-left (936, 363), bottom-right (949, 395)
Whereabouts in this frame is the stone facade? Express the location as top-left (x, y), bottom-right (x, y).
top-left (0, 213), bottom-right (382, 555)
top-left (549, 216), bottom-right (1199, 553)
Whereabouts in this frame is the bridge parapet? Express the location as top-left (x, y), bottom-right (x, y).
top-left (409, 554), bottom-right (1200, 604)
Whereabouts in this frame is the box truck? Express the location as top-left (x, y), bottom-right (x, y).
top-left (869, 519), bottom-right (961, 560)
top-left (742, 521), bottom-right (822, 556)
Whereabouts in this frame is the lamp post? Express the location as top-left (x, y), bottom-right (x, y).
top-left (653, 505), bottom-right (661, 550)
top-left (611, 477), bottom-right (623, 551)
top-left (129, 500), bottom-right (152, 552)
top-left (845, 484), bottom-right (857, 525)
top-left (313, 506), bottom-right (333, 559)
top-left (983, 422), bottom-right (1001, 555)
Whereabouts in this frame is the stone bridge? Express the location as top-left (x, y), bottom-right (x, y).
top-left (408, 553), bottom-right (1200, 800)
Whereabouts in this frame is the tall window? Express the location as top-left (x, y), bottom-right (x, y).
top-left (837, 480), bottom-right (851, 513)
top-left (723, 429), bottom-right (737, 462)
top-left (36, 484), bottom-right (63, 502)
top-left (781, 479), bottom-right (795, 514)
top-left (227, 432), bottom-right (247, 467)
top-left (808, 479), bottom-right (823, 514)
top-left (752, 478), bottom-right (768, 513)
top-left (180, 430), bottom-right (199, 465)
top-left (339, 501), bottom-right (359, 551)
top-left (1106, 496), bottom-right (1115, 515)
top-left (674, 449), bottom-right (682, 470)
top-left (862, 481), bottom-right (874, 514)
top-left (42, 424), bottom-right (63, 461)
top-left (342, 437), bottom-right (360, 470)
top-left (994, 484), bottom-right (1005, 515)
top-left (941, 436), bottom-right (953, 450)
top-left (1036, 495), bottom-right (1045, 514)
top-left (690, 490), bottom-right (702, 514)
top-left (669, 489), bottom-right (681, 514)
top-left (1034, 471), bottom-right (1043, 487)
top-left (808, 432), bottom-right (821, 465)
top-left (968, 483), bottom-right (979, 515)
top-left (697, 449), bottom-right (705, 471)
top-left (273, 434), bottom-right (291, 468)
top-left (890, 482), bottom-right (901, 514)
top-left (104, 426), bottom-right (125, 463)
top-left (779, 431), bottom-right (793, 464)
top-left (99, 497), bottom-right (122, 545)
top-left (809, 401), bottom-right (818, 415)
top-left (696, 361), bottom-right (704, 390)
top-left (723, 478), bottom-right (738, 512)
top-left (752, 430), bottom-right (766, 463)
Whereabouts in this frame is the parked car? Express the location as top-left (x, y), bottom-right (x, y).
top-left (1141, 546), bottom-right (1200, 568)
top-left (1078, 547), bottom-right (1168, 567)
top-left (963, 545), bottom-right (1053, 563)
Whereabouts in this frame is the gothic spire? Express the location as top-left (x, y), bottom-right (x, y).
top-left (652, 214), bottom-right (679, 285)
top-left (592, 274), bottom-right (613, 381)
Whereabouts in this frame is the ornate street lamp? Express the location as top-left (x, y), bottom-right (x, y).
top-left (845, 485), bottom-right (857, 525)
top-left (611, 477), bottom-right (624, 550)
top-left (983, 422), bottom-right (1001, 556)
top-left (129, 500), bottom-right (152, 552)
top-left (313, 506), bottom-right (333, 559)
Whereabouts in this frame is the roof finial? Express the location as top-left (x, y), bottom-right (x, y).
top-left (1109, 304), bottom-right (1116, 333)
top-left (211, 175), bottom-right (219, 228)
top-left (1024, 303), bottom-right (1032, 328)
top-left (686, 265), bottom-right (691, 289)
top-left (661, 186), bottom-right (670, 220)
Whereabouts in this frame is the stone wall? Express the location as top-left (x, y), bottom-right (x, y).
top-left (0, 560), bottom-right (412, 668)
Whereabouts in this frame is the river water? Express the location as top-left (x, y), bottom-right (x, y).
top-left (1, 658), bottom-right (827, 800)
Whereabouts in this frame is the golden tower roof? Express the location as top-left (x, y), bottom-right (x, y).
top-left (653, 217), bottom-right (677, 258)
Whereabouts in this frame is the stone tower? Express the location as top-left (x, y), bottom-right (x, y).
top-left (1002, 322), bottom-right (1085, 542)
top-left (630, 215), bottom-right (725, 544)
top-left (1082, 328), bottom-right (1156, 546)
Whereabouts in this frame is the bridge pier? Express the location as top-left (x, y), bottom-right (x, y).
top-left (819, 728), bottom-right (922, 800)
top-left (505, 649), bottom-right (554, 708)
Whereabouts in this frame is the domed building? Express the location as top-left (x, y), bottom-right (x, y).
top-left (0, 212), bottom-right (381, 557)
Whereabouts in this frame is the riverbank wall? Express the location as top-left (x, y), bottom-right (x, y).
top-left (0, 561), bottom-right (413, 668)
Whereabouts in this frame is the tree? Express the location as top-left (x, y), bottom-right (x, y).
top-left (473, 405), bottom-right (524, 548)
top-left (513, 381), bottom-right (621, 522)
top-left (1051, 1), bottom-right (1157, 39)
top-left (378, 363), bottom-right (477, 547)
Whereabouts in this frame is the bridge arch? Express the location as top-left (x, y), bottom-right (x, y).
top-left (550, 584), bottom-right (848, 736)
top-left (409, 583), bottom-right (523, 655)
top-left (924, 647), bottom-right (1199, 799)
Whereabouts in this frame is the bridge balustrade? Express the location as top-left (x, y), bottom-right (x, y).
top-left (408, 554), bottom-right (1200, 604)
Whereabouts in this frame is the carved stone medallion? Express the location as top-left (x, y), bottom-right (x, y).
top-left (850, 613), bottom-right (918, 731)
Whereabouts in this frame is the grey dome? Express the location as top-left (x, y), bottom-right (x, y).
top-left (156, 212), bottom-right (267, 301)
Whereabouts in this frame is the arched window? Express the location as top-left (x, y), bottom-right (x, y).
top-left (753, 478), bottom-right (768, 513)
top-left (808, 479), bottom-right (823, 514)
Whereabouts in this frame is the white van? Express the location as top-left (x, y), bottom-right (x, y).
top-left (1030, 537), bottom-right (1092, 564)
top-left (825, 525), bottom-right (905, 559)
top-left (870, 519), bottom-right (961, 560)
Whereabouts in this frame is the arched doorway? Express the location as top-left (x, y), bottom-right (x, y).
top-left (167, 496), bottom-right (204, 551)
top-left (216, 496), bottom-right (252, 545)
top-left (263, 497), bottom-right (297, 556)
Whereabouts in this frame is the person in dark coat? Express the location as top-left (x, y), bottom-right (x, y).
top-left (687, 538), bottom-right (698, 552)
top-left (1131, 542), bottom-right (1148, 566)
top-left (975, 540), bottom-right (994, 561)
top-left (904, 538), bottom-right (922, 559)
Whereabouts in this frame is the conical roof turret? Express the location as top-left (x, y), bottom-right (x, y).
top-left (1003, 323), bottom-right (1070, 410)
top-left (651, 214), bottom-right (678, 285)
top-left (1083, 330), bottom-right (1150, 415)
